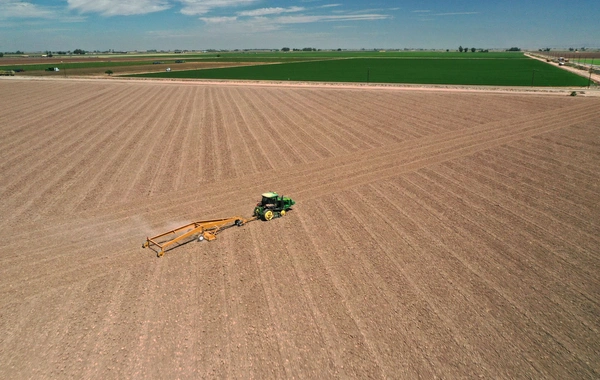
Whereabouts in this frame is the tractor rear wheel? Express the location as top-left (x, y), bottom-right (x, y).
top-left (264, 210), bottom-right (274, 221)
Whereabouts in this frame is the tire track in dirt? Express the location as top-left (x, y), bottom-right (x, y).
top-left (545, 123), bottom-right (600, 150)
top-left (211, 89), bottom-right (237, 180)
top-left (398, 173), bottom-right (598, 376)
top-left (0, 85), bottom-right (137, 192)
top-left (198, 87), bottom-right (219, 183)
top-left (143, 87), bottom-right (196, 196)
top-left (441, 158), bottom-right (600, 256)
top-left (107, 98), bottom-right (599, 221)
top-left (533, 126), bottom-right (600, 159)
top-left (101, 86), bottom-right (196, 205)
top-left (239, 88), bottom-right (304, 167)
top-left (275, 213), bottom-right (350, 377)
top-left (0, 84), bottom-right (137, 178)
top-left (417, 165), bottom-right (599, 308)
top-left (457, 151), bottom-right (599, 229)
top-left (259, 89), bottom-right (337, 159)
top-left (41, 87), bottom-right (175, 215)
top-left (128, 259), bottom-right (168, 378)
top-left (81, 270), bottom-right (133, 378)
top-left (523, 133), bottom-right (600, 175)
top-left (2, 95), bottom-right (596, 290)
top-left (349, 92), bottom-right (453, 137)
top-left (370, 178), bottom-right (594, 378)
top-left (285, 102), bottom-right (600, 203)
top-left (0, 87), bottom-right (113, 160)
top-left (3, 101), bottom-right (596, 246)
top-left (349, 185), bottom-right (520, 377)
top-left (67, 86), bottom-right (180, 208)
top-left (216, 232), bottom-right (287, 378)
top-left (494, 145), bottom-right (600, 197)
top-left (317, 194), bottom-right (456, 378)
top-left (285, 89), bottom-right (383, 150)
top-left (301, 90), bottom-right (388, 147)
top-left (233, 87), bottom-right (297, 169)
top-left (246, 89), bottom-right (321, 163)
top-left (121, 87), bottom-right (203, 202)
top-left (0, 86), bottom-right (148, 223)
top-left (172, 86), bottom-right (201, 192)
top-left (284, 90), bottom-right (365, 153)
top-left (3, 82), bottom-right (600, 378)
top-left (221, 87), bottom-right (270, 173)
top-left (0, 82), bottom-right (109, 140)
top-left (500, 143), bottom-right (599, 179)
top-left (296, 203), bottom-right (388, 378)
top-left (3, 98), bottom-right (597, 251)
top-left (472, 149), bottom-right (599, 219)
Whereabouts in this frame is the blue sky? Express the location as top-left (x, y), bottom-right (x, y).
top-left (0, 0), bottom-right (598, 52)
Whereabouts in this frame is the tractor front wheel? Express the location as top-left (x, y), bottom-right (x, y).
top-left (280, 210), bottom-right (286, 216)
top-left (264, 210), bottom-right (274, 221)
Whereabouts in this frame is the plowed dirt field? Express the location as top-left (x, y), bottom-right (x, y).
top-left (1, 78), bottom-right (599, 378)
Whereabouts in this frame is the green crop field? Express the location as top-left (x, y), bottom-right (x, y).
top-left (191, 51), bottom-right (528, 59)
top-left (130, 57), bottom-right (589, 87)
top-left (0, 51), bottom-right (527, 72)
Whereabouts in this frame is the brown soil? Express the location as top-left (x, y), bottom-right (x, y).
top-left (9, 61), bottom-right (265, 77)
top-left (1, 78), bottom-right (599, 378)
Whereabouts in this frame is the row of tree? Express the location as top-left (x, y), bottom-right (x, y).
top-left (0, 49), bottom-right (87, 56)
top-left (458, 46), bottom-right (490, 53)
top-left (281, 47), bottom-right (320, 52)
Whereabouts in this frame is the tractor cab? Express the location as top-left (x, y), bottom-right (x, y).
top-left (254, 192), bottom-right (295, 220)
top-left (259, 192), bottom-right (279, 208)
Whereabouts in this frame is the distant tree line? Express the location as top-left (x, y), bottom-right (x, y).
top-left (458, 46), bottom-right (489, 53)
top-left (1, 49), bottom-right (88, 56)
top-left (281, 47), bottom-right (319, 52)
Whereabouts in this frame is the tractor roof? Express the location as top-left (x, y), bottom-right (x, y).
top-left (262, 192), bottom-right (278, 198)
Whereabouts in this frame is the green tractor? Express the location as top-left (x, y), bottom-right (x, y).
top-left (253, 192), bottom-right (295, 221)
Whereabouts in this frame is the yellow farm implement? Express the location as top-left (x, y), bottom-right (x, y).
top-left (142, 192), bottom-right (296, 257)
top-left (143, 216), bottom-right (254, 257)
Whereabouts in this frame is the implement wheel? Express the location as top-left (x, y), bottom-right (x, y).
top-left (264, 210), bottom-right (274, 221)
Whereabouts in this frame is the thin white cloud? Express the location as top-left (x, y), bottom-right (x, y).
top-left (319, 4), bottom-right (341, 8)
top-left (0, 0), bottom-right (58, 19)
top-left (198, 16), bottom-right (280, 33)
top-left (412, 10), bottom-right (431, 13)
top-left (434, 12), bottom-right (479, 16)
top-left (178, 0), bottom-right (259, 16)
top-left (274, 13), bottom-right (391, 24)
top-left (200, 16), bottom-right (237, 23)
top-left (68, 0), bottom-right (171, 16)
top-left (237, 6), bottom-right (304, 17)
